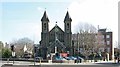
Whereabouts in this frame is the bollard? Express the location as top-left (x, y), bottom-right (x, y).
top-left (7, 58), bottom-right (9, 63)
top-left (40, 59), bottom-right (41, 67)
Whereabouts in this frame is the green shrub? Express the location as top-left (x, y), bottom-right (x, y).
top-left (2, 48), bottom-right (12, 58)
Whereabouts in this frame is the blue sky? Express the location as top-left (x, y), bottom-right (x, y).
top-left (0, 0), bottom-right (119, 47)
top-left (1, 2), bottom-right (70, 44)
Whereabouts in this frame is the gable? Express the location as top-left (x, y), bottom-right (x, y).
top-left (49, 25), bottom-right (64, 33)
top-left (49, 25), bottom-right (64, 42)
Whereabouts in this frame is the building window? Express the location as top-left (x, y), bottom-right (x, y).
top-left (106, 35), bottom-right (110, 38)
top-left (101, 41), bottom-right (105, 45)
top-left (107, 41), bottom-right (110, 45)
top-left (107, 47), bottom-right (110, 52)
top-left (82, 42), bottom-right (84, 45)
top-left (102, 35), bottom-right (104, 39)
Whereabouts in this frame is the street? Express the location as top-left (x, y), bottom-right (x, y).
top-left (1, 61), bottom-right (120, 67)
top-left (1, 64), bottom-right (120, 67)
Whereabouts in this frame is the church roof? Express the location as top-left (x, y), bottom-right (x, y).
top-left (41, 11), bottom-right (49, 22)
top-left (64, 11), bottom-right (72, 22)
top-left (49, 24), bottom-right (64, 33)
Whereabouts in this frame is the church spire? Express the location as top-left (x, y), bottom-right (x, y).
top-left (41, 11), bottom-right (49, 22)
top-left (64, 11), bottom-right (72, 22)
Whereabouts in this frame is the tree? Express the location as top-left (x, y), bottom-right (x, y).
top-left (75, 23), bottom-right (98, 60)
top-left (118, 42), bottom-right (120, 50)
top-left (10, 37), bottom-right (34, 57)
top-left (0, 41), bottom-right (4, 58)
top-left (2, 48), bottom-right (12, 58)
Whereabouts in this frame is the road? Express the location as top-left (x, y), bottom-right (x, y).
top-left (1, 64), bottom-right (120, 67)
top-left (1, 61), bottom-right (120, 67)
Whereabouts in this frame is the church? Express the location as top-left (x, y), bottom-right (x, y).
top-left (39, 11), bottom-right (73, 59)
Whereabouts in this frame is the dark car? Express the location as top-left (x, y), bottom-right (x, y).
top-left (64, 56), bottom-right (77, 60)
top-left (35, 57), bottom-right (43, 61)
top-left (117, 56), bottom-right (120, 63)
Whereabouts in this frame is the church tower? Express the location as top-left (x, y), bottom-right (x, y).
top-left (64, 11), bottom-right (72, 55)
top-left (41, 11), bottom-right (49, 59)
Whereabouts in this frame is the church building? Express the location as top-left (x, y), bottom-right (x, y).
top-left (39, 11), bottom-right (73, 59)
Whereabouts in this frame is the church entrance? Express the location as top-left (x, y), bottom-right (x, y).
top-left (48, 39), bottom-right (66, 53)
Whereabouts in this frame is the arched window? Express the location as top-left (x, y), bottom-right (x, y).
top-left (44, 23), bottom-right (46, 30)
top-left (67, 23), bottom-right (69, 29)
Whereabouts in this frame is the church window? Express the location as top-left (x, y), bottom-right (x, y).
top-left (44, 23), bottom-right (46, 30)
top-left (67, 23), bottom-right (69, 29)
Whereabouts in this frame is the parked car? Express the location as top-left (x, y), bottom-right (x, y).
top-left (117, 56), bottom-right (120, 63)
top-left (77, 56), bottom-right (84, 62)
top-left (55, 56), bottom-right (67, 61)
top-left (64, 56), bottom-right (77, 60)
top-left (35, 57), bottom-right (43, 61)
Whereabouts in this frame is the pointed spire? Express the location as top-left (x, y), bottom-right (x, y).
top-left (41, 11), bottom-right (49, 22)
top-left (64, 11), bottom-right (72, 22)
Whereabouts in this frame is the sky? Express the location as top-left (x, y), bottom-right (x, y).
top-left (0, 0), bottom-right (119, 47)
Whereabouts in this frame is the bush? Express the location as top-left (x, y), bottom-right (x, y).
top-left (2, 48), bottom-right (12, 58)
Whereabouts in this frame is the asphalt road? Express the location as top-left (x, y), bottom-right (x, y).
top-left (1, 60), bottom-right (120, 67)
top-left (1, 63), bottom-right (120, 67)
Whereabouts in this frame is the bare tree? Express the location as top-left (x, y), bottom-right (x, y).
top-left (10, 37), bottom-right (34, 57)
top-left (118, 42), bottom-right (120, 50)
top-left (74, 23), bottom-right (98, 60)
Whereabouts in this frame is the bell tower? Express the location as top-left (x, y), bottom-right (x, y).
top-left (64, 11), bottom-right (72, 33)
top-left (41, 11), bottom-right (49, 59)
top-left (64, 11), bottom-right (72, 55)
top-left (41, 11), bottom-right (49, 33)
